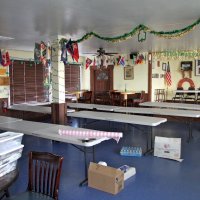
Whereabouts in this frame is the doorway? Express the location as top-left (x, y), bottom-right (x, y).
top-left (90, 65), bottom-right (114, 103)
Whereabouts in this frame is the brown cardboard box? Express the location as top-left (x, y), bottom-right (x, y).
top-left (88, 162), bottom-right (124, 195)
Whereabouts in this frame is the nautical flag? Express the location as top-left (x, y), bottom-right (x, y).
top-left (93, 58), bottom-right (96, 66)
top-left (34, 43), bottom-right (41, 62)
top-left (119, 56), bottom-right (126, 67)
top-left (61, 44), bottom-right (68, 65)
top-left (66, 39), bottom-right (74, 59)
top-left (0, 50), bottom-right (2, 64)
top-left (72, 42), bottom-right (79, 62)
top-left (165, 62), bottom-right (172, 86)
top-left (86, 58), bottom-right (92, 69)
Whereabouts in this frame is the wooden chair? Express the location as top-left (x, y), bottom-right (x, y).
top-left (78, 91), bottom-right (92, 104)
top-left (110, 91), bottom-right (122, 106)
top-left (172, 87), bottom-right (184, 102)
top-left (127, 91), bottom-right (145, 107)
top-left (6, 151), bottom-right (63, 200)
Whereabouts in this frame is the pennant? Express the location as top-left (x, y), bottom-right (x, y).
top-left (0, 50), bottom-right (2, 64)
top-left (117, 56), bottom-right (121, 65)
top-left (119, 56), bottom-right (126, 67)
top-left (86, 58), bottom-right (92, 69)
top-left (34, 43), bottom-right (41, 62)
top-left (1, 51), bottom-right (11, 67)
top-left (61, 43), bottom-right (68, 65)
top-left (46, 42), bottom-right (51, 60)
top-left (72, 42), bottom-right (79, 62)
top-left (40, 41), bottom-right (47, 66)
top-left (93, 58), bottom-right (96, 66)
top-left (66, 39), bottom-right (74, 59)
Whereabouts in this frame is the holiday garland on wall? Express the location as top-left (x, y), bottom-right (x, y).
top-left (59, 18), bottom-right (200, 44)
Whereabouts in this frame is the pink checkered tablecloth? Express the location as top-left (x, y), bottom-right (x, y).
top-left (58, 129), bottom-right (123, 142)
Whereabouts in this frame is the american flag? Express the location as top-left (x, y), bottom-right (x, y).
top-left (165, 62), bottom-right (172, 86)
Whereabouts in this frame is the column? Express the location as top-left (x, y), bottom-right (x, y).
top-left (51, 36), bottom-right (66, 125)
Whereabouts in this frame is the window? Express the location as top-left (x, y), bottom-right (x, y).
top-left (10, 60), bottom-right (48, 104)
top-left (65, 64), bottom-right (81, 91)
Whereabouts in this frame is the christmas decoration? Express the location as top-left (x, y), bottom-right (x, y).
top-left (60, 18), bottom-right (200, 44)
top-left (153, 50), bottom-right (200, 60)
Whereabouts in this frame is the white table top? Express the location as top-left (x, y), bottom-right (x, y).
top-left (140, 102), bottom-right (200, 111)
top-left (0, 116), bottom-right (22, 124)
top-left (9, 104), bottom-right (51, 114)
top-left (175, 90), bottom-right (200, 93)
top-left (67, 103), bottom-right (94, 110)
top-left (67, 103), bottom-right (119, 111)
top-left (68, 111), bottom-right (167, 126)
top-left (114, 107), bottom-right (200, 118)
top-left (9, 104), bottom-right (75, 114)
top-left (0, 119), bottom-right (110, 147)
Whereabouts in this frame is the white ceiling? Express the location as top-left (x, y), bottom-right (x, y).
top-left (0, 0), bottom-right (200, 54)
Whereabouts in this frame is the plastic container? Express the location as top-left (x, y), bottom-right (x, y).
top-left (120, 146), bottom-right (142, 157)
top-left (118, 165), bottom-right (136, 180)
top-left (0, 144), bottom-right (24, 166)
top-left (0, 132), bottom-right (23, 147)
top-left (0, 160), bottom-right (18, 177)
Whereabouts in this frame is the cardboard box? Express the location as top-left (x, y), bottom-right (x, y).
top-left (88, 162), bottom-right (124, 195)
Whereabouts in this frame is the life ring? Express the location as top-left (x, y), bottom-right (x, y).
top-left (177, 78), bottom-right (195, 88)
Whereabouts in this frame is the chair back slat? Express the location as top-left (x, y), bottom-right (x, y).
top-left (42, 162), bottom-right (48, 194)
top-left (28, 151), bottom-right (63, 200)
top-left (34, 160), bottom-right (38, 192)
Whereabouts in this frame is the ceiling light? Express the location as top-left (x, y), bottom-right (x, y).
top-left (0, 35), bottom-right (14, 40)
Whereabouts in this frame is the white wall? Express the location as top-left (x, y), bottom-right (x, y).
top-left (81, 54), bottom-right (149, 93)
top-left (151, 57), bottom-right (200, 101)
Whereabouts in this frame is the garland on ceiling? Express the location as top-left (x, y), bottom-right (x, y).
top-left (60, 18), bottom-right (200, 44)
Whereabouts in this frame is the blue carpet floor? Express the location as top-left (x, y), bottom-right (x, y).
top-left (5, 119), bottom-right (200, 200)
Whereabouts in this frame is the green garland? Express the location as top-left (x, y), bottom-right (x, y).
top-left (60, 18), bottom-right (200, 44)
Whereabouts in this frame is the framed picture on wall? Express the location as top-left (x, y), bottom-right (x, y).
top-left (162, 63), bottom-right (166, 71)
top-left (195, 60), bottom-right (200, 76)
top-left (124, 66), bottom-right (134, 80)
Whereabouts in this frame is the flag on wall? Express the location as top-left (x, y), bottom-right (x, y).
top-left (66, 39), bottom-right (74, 58)
top-left (72, 42), bottom-right (79, 62)
top-left (86, 58), bottom-right (92, 69)
top-left (119, 56), bottom-right (126, 67)
top-left (165, 62), bottom-right (172, 86)
top-left (61, 43), bottom-right (68, 65)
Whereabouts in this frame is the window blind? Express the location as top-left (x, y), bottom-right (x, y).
top-left (10, 60), bottom-right (47, 104)
top-left (65, 64), bottom-right (80, 91)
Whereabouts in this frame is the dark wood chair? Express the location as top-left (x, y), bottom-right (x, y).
top-left (172, 87), bottom-right (184, 102)
top-left (78, 91), bottom-right (92, 104)
top-left (110, 91), bottom-right (122, 106)
top-left (6, 151), bottom-right (63, 200)
top-left (127, 91), bottom-right (145, 107)
top-left (94, 91), bottom-right (110, 105)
